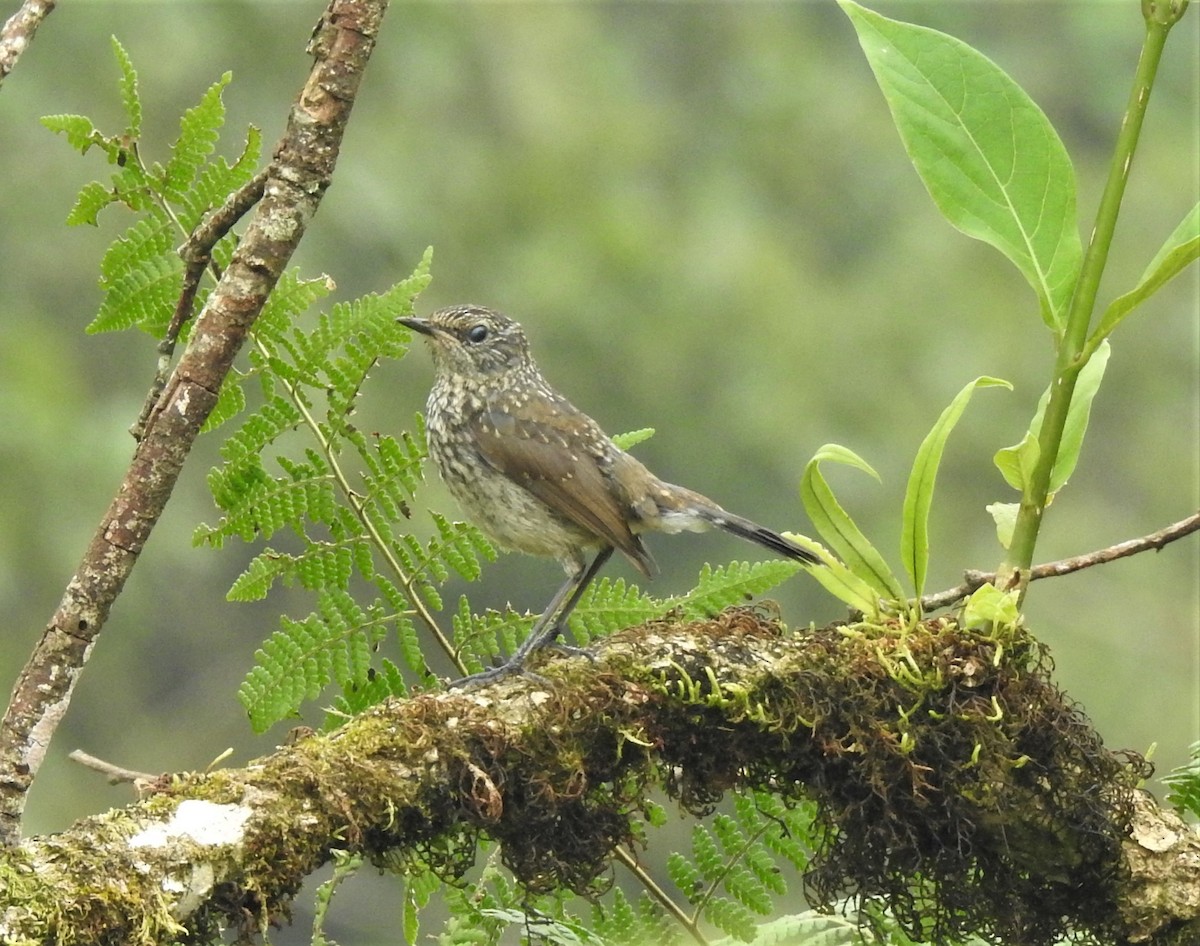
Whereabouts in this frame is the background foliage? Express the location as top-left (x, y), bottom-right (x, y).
top-left (0, 2), bottom-right (1195, 942)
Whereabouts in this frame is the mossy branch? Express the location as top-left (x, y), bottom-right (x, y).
top-left (1, 611), bottom-right (1194, 946)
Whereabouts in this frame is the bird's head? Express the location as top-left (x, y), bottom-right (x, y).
top-left (399, 305), bottom-right (533, 381)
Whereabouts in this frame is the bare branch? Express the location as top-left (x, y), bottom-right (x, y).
top-left (0, 0), bottom-right (391, 847)
top-left (0, 0), bottom-right (55, 89)
top-left (920, 512), bottom-right (1200, 611)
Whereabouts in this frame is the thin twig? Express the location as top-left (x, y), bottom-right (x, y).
top-left (920, 512), bottom-right (1200, 612)
top-left (613, 845), bottom-right (709, 946)
top-left (0, 0), bottom-right (55, 88)
top-left (131, 169), bottom-right (270, 441)
top-left (67, 750), bottom-right (157, 787)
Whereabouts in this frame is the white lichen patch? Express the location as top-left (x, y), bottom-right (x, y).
top-left (129, 799), bottom-right (251, 849)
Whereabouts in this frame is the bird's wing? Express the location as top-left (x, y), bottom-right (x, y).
top-left (470, 397), bottom-right (656, 577)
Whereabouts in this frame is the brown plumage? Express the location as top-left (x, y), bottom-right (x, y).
top-left (400, 305), bottom-right (817, 684)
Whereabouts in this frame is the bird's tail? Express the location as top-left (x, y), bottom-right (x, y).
top-left (708, 510), bottom-right (820, 565)
top-left (652, 482), bottom-right (820, 565)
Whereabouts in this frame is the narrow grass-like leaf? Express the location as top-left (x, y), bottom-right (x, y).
top-left (800, 444), bottom-right (905, 602)
top-left (1088, 203), bottom-right (1199, 353)
top-left (901, 376), bottom-right (1010, 600)
top-left (841, 1), bottom-right (1080, 329)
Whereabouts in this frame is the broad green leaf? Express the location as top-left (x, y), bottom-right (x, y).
top-left (962, 582), bottom-right (1020, 630)
top-left (993, 430), bottom-right (1040, 493)
top-left (1088, 203), bottom-right (1200, 352)
top-left (902, 377), bottom-right (1010, 600)
top-left (993, 341), bottom-right (1110, 495)
top-left (841, 1), bottom-right (1080, 329)
top-left (800, 444), bottom-right (905, 602)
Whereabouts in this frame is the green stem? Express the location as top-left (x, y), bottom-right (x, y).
top-left (1001, 8), bottom-right (1182, 595)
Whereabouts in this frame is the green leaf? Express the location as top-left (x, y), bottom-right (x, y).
top-left (65, 180), bottom-right (116, 227)
top-left (901, 376), bottom-right (1010, 600)
top-left (677, 560), bottom-right (803, 621)
top-left (986, 501), bottom-right (1020, 550)
top-left (1088, 202), bottom-right (1200, 351)
top-left (841, 1), bottom-right (1080, 330)
top-left (993, 342), bottom-right (1109, 495)
top-left (40, 113), bottom-right (102, 155)
top-left (800, 444), bottom-right (905, 602)
top-left (111, 36), bottom-right (142, 140)
top-left (162, 72), bottom-right (232, 203)
top-left (612, 427), bottom-right (655, 451)
top-left (993, 431), bottom-right (1040, 493)
top-left (961, 583), bottom-right (1020, 630)
top-left (1049, 341), bottom-right (1110, 493)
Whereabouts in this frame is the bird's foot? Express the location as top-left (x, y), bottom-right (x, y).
top-left (445, 658), bottom-right (548, 690)
top-left (445, 632), bottom-right (593, 690)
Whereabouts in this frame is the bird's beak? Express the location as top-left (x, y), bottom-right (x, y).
top-left (398, 316), bottom-right (435, 337)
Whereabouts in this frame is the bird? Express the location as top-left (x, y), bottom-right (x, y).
top-left (399, 304), bottom-right (818, 684)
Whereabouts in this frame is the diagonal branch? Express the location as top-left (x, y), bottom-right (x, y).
top-left (0, 0), bottom-right (391, 848)
top-left (0, 0), bottom-right (55, 89)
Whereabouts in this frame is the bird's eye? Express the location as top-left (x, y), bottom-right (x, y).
top-left (466, 324), bottom-right (489, 343)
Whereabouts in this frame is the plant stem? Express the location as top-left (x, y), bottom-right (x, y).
top-left (1001, 7), bottom-right (1183, 596)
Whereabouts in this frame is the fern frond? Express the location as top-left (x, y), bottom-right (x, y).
top-left (89, 213), bottom-right (180, 335)
top-left (64, 180), bottom-right (116, 227)
top-left (254, 269), bottom-right (335, 342)
top-left (161, 71), bottom-right (231, 205)
top-left (328, 657), bottom-right (409, 724)
top-left (238, 588), bottom-right (394, 732)
top-left (705, 897), bottom-right (757, 942)
top-left (678, 560), bottom-right (803, 620)
top-left (612, 427), bottom-right (656, 451)
top-left (567, 576), bottom-right (662, 644)
top-left (200, 373), bottom-right (247, 434)
top-left (451, 598), bottom-right (530, 672)
top-left (40, 114), bottom-right (105, 157)
top-left (110, 36), bottom-right (142, 139)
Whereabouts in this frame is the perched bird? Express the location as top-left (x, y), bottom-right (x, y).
top-left (400, 305), bottom-right (817, 683)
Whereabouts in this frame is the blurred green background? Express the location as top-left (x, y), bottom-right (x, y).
top-left (0, 1), bottom-right (1196, 941)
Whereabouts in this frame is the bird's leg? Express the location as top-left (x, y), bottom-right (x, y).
top-left (512, 546), bottom-right (614, 661)
top-left (447, 547), bottom-right (614, 689)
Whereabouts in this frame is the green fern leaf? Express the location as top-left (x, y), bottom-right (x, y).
top-left (328, 657), bottom-right (408, 724)
top-left (40, 114), bottom-right (104, 156)
top-left (706, 897), bottom-right (757, 942)
top-left (238, 588), bottom-right (390, 732)
top-left (200, 373), bottom-right (247, 433)
top-left (678, 560), bottom-right (803, 620)
top-left (65, 180), bottom-right (117, 227)
top-left (89, 214), bottom-right (180, 334)
top-left (611, 427), bottom-right (655, 451)
top-left (666, 852), bottom-right (702, 903)
top-left (692, 824), bottom-right (723, 881)
top-left (110, 36), bottom-right (142, 139)
top-left (567, 576), bottom-right (662, 644)
top-left (255, 269), bottom-right (334, 341)
top-left (161, 72), bottom-right (231, 204)
top-left (724, 864), bottom-right (772, 916)
top-left (179, 123), bottom-right (262, 228)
